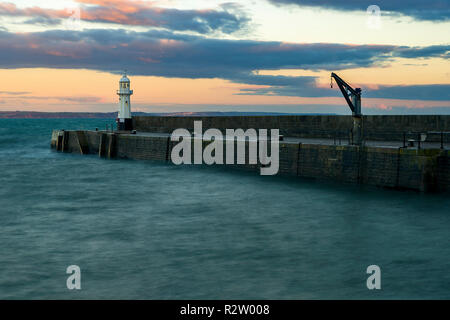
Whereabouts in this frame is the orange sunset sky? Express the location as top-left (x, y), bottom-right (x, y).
top-left (0, 0), bottom-right (449, 114)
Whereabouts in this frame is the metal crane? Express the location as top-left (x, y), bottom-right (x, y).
top-left (331, 72), bottom-right (363, 145)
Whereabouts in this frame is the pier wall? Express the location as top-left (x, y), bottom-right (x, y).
top-left (133, 115), bottom-right (450, 141)
top-left (51, 129), bottom-right (450, 192)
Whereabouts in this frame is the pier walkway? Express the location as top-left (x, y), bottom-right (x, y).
top-left (111, 131), bottom-right (449, 150)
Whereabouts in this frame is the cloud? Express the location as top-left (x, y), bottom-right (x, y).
top-left (23, 16), bottom-right (62, 26)
top-left (0, 1), bottom-right (249, 34)
top-left (234, 71), bottom-right (450, 100)
top-left (231, 73), bottom-right (327, 97)
top-left (236, 80), bottom-right (450, 101)
top-left (0, 28), bottom-right (431, 77)
top-left (364, 84), bottom-right (450, 100)
top-left (239, 80), bottom-right (450, 101)
top-left (0, 91), bottom-right (32, 95)
top-left (0, 28), bottom-right (448, 101)
top-left (268, 0), bottom-right (450, 21)
top-left (394, 45), bottom-right (450, 59)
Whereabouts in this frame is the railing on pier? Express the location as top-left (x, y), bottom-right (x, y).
top-left (360, 131), bottom-right (449, 148)
top-left (288, 130), bottom-right (450, 149)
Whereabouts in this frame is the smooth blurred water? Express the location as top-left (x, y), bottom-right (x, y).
top-left (0, 118), bottom-right (449, 299)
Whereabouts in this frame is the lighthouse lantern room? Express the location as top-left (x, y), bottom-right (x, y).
top-left (116, 71), bottom-right (133, 131)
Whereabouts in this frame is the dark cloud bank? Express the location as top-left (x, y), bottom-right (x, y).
top-left (0, 1), bottom-right (248, 34)
top-left (269, 0), bottom-right (450, 21)
top-left (0, 28), bottom-right (449, 101)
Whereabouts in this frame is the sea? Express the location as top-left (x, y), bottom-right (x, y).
top-left (0, 118), bottom-right (449, 299)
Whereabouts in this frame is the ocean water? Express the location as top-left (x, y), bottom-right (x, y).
top-left (0, 118), bottom-right (449, 299)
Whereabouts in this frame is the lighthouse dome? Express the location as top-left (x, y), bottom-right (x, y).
top-left (119, 74), bottom-right (130, 83)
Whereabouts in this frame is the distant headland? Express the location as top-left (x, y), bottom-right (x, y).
top-left (0, 111), bottom-right (333, 119)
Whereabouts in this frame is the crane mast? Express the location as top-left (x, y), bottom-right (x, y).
top-left (331, 73), bottom-right (363, 145)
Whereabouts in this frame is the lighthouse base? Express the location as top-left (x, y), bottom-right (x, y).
top-left (116, 118), bottom-right (133, 131)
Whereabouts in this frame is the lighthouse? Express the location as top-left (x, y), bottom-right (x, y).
top-left (116, 71), bottom-right (133, 131)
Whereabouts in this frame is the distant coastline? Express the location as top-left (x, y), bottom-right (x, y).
top-left (0, 111), bottom-right (118, 119)
top-left (0, 111), bottom-right (334, 119)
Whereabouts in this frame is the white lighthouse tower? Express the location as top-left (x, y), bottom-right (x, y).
top-left (116, 71), bottom-right (133, 131)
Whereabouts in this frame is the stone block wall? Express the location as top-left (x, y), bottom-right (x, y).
top-left (133, 115), bottom-right (450, 142)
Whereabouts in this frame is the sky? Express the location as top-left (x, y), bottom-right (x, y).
top-left (0, 0), bottom-right (449, 114)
